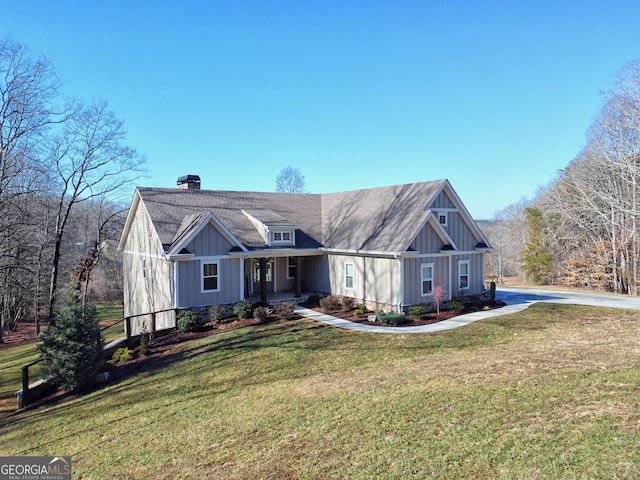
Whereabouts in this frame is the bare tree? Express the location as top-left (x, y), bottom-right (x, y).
top-left (482, 199), bottom-right (528, 283)
top-left (276, 166), bottom-right (307, 193)
top-left (536, 60), bottom-right (640, 294)
top-left (0, 37), bottom-right (67, 341)
top-left (47, 99), bottom-right (145, 319)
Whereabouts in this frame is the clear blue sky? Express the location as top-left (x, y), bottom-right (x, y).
top-left (5, 0), bottom-right (640, 218)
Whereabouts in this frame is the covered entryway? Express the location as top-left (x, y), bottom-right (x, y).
top-left (242, 254), bottom-right (319, 304)
top-left (252, 258), bottom-right (274, 294)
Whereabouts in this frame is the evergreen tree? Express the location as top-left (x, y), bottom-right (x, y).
top-left (37, 289), bottom-right (103, 392)
top-left (520, 207), bottom-right (555, 285)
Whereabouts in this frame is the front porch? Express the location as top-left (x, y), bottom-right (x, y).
top-left (246, 291), bottom-right (313, 306)
top-left (241, 252), bottom-right (322, 304)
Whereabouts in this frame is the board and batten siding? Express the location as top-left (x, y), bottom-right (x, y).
top-left (327, 254), bottom-right (400, 308)
top-left (185, 222), bottom-right (235, 256)
top-left (430, 190), bottom-right (456, 209)
top-left (274, 257), bottom-right (294, 292)
top-left (445, 212), bottom-right (481, 251)
top-left (121, 204), bottom-right (174, 336)
top-left (403, 255), bottom-right (451, 306)
top-left (451, 252), bottom-right (486, 295)
top-left (176, 222), bottom-right (243, 307)
top-left (410, 223), bottom-right (446, 253)
top-left (301, 255), bottom-right (330, 293)
top-left (176, 257), bottom-right (241, 307)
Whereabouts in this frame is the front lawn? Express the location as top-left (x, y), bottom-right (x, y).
top-left (0, 303), bottom-right (638, 479)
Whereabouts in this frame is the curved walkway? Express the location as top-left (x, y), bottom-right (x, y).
top-left (294, 287), bottom-right (640, 334)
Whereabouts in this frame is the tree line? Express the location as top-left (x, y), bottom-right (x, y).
top-left (0, 37), bottom-right (144, 341)
top-left (483, 60), bottom-right (640, 295)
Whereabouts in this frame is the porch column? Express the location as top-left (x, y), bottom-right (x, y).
top-left (259, 257), bottom-right (268, 304)
top-left (295, 256), bottom-right (303, 297)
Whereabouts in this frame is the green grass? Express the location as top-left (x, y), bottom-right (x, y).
top-left (95, 303), bottom-right (125, 344)
top-left (0, 303), bottom-right (639, 479)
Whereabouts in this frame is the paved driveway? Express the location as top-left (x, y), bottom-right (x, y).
top-left (498, 286), bottom-right (640, 310)
top-left (295, 287), bottom-right (640, 334)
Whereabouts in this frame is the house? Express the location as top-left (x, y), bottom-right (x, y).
top-left (118, 176), bottom-right (492, 334)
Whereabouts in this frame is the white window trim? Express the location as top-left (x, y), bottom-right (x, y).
top-left (458, 259), bottom-right (470, 291)
top-left (437, 212), bottom-right (448, 227)
top-left (421, 262), bottom-right (434, 296)
top-left (287, 257), bottom-right (296, 279)
top-left (201, 259), bottom-right (221, 293)
top-left (270, 229), bottom-right (295, 245)
top-left (345, 262), bottom-right (354, 290)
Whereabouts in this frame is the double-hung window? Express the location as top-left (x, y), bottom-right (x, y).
top-left (202, 260), bottom-right (220, 292)
top-left (421, 263), bottom-right (434, 296)
top-left (458, 260), bottom-right (470, 290)
top-left (345, 262), bottom-right (354, 290)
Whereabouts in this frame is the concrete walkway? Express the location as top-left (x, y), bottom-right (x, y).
top-left (294, 287), bottom-right (640, 334)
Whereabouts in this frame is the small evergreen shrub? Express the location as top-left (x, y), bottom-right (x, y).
top-left (209, 305), bottom-right (225, 323)
top-left (376, 311), bottom-right (406, 326)
top-left (306, 294), bottom-right (321, 307)
top-left (275, 302), bottom-right (296, 320)
top-left (253, 306), bottom-right (269, 322)
top-left (354, 304), bottom-right (369, 317)
top-left (177, 310), bottom-right (199, 332)
top-left (451, 296), bottom-right (465, 313)
top-left (470, 295), bottom-right (482, 307)
top-left (139, 321), bottom-right (152, 356)
top-left (409, 305), bottom-right (426, 318)
top-left (341, 296), bottom-right (356, 310)
top-left (320, 295), bottom-right (341, 311)
top-left (489, 281), bottom-right (496, 302)
top-left (37, 292), bottom-right (103, 392)
top-left (233, 300), bottom-right (253, 319)
top-left (112, 347), bottom-right (134, 363)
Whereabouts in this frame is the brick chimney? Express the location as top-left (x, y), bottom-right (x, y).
top-left (177, 175), bottom-right (201, 190)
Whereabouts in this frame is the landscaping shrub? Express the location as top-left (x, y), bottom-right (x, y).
top-left (376, 311), bottom-right (406, 326)
top-left (354, 304), bottom-right (369, 317)
top-left (319, 295), bottom-right (341, 311)
top-left (37, 292), bottom-right (103, 392)
top-left (275, 302), bottom-right (296, 320)
top-left (341, 296), bottom-right (356, 310)
top-left (253, 306), bottom-right (269, 322)
top-left (306, 294), bottom-right (321, 307)
top-left (140, 321), bottom-right (151, 356)
top-left (112, 347), bottom-right (134, 363)
top-left (409, 305), bottom-right (426, 318)
top-left (233, 300), bottom-right (253, 319)
top-left (451, 296), bottom-right (465, 313)
top-left (177, 310), bottom-right (200, 332)
top-left (209, 305), bottom-right (224, 323)
top-left (489, 281), bottom-right (496, 302)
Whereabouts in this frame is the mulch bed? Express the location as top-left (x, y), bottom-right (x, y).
top-left (309, 301), bottom-right (507, 327)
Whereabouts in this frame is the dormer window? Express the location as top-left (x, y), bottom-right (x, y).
top-left (270, 229), bottom-right (295, 245)
top-left (273, 231), bottom-right (291, 242)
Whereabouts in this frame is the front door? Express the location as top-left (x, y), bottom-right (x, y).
top-left (252, 258), bottom-right (274, 294)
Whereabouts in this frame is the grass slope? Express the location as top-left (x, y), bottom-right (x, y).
top-left (0, 303), bottom-right (639, 479)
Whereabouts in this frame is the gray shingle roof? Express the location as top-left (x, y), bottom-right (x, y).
top-left (136, 179), bottom-right (448, 254)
